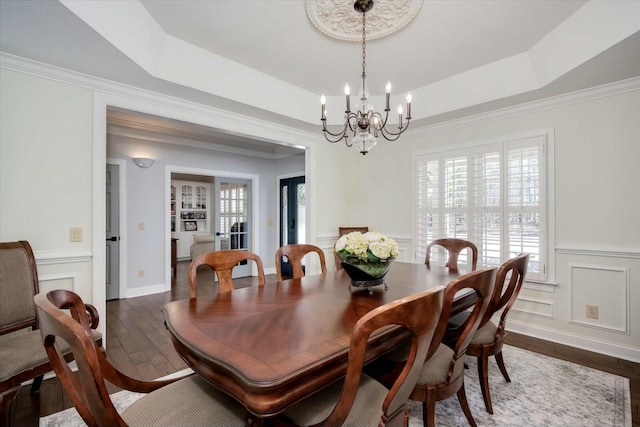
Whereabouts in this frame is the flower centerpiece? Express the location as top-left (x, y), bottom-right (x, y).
top-left (334, 231), bottom-right (399, 292)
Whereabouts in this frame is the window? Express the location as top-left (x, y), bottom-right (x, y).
top-left (416, 133), bottom-right (548, 281)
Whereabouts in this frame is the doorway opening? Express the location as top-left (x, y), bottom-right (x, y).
top-left (169, 170), bottom-right (255, 284)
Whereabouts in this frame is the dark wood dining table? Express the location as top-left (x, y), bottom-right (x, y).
top-left (162, 262), bottom-right (472, 420)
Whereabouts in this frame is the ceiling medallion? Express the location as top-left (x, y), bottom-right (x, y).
top-left (306, 0), bottom-right (422, 41)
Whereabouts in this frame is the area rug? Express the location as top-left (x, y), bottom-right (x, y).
top-left (40, 345), bottom-right (631, 426)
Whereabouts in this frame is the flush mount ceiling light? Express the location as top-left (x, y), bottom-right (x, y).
top-left (311, 0), bottom-right (418, 155)
top-left (132, 157), bottom-right (155, 168)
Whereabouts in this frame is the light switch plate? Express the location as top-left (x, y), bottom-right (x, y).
top-left (70, 227), bottom-right (83, 242)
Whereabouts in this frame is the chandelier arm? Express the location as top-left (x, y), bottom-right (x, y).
top-left (321, 119), bottom-right (350, 139)
top-left (378, 121), bottom-right (411, 141)
top-left (322, 130), bottom-right (348, 144)
top-left (346, 112), bottom-right (358, 133)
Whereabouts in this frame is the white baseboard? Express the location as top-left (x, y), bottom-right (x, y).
top-left (508, 319), bottom-right (640, 363)
top-left (125, 283), bottom-right (166, 298)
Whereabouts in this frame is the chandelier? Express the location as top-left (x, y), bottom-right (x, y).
top-left (320, 0), bottom-right (412, 155)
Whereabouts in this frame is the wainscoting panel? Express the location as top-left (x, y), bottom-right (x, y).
top-left (34, 250), bottom-right (94, 305)
top-left (38, 273), bottom-right (79, 293)
top-left (568, 263), bottom-right (630, 334)
top-left (512, 296), bottom-right (555, 319)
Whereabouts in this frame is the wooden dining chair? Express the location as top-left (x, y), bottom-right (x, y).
top-left (372, 268), bottom-right (496, 427)
top-left (188, 249), bottom-right (265, 297)
top-left (277, 286), bottom-right (444, 427)
top-left (466, 253), bottom-right (529, 414)
top-left (275, 244), bottom-right (326, 281)
top-left (425, 238), bottom-right (478, 271)
top-left (0, 241), bottom-right (103, 426)
top-left (335, 226), bottom-right (369, 270)
top-left (34, 289), bottom-right (247, 427)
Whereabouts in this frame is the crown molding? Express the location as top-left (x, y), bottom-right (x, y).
top-left (0, 52), bottom-right (319, 148)
top-left (414, 76), bottom-right (640, 135)
top-left (2, 51), bottom-right (639, 140)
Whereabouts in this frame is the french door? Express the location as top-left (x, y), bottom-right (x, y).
top-left (214, 178), bottom-right (252, 278)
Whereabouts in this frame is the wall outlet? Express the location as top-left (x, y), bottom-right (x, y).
top-left (70, 227), bottom-right (83, 242)
top-left (138, 269), bottom-right (144, 278)
top-left (586, 304), bottom-right (598, 319)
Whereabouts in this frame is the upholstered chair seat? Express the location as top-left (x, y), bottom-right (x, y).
top-left (0, 329), bottom-right (102, 385)
top-left (470, 321), bottom-right (498, 346)
top-left (416, 344), bottom-right (454, 385)
top-left (282, 374), bottom-right (388, 426)
top-left (121, 375), bottom-right (246, 426)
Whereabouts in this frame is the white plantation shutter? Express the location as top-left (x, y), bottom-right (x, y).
top-left (473, 149), bottom-right (502, 268)
top-left (416, 135), bottom-right (547, 280)
top-left (506, 137), bottom-right (545, 278)
top-left (416, 159), bottom-right (439, 256)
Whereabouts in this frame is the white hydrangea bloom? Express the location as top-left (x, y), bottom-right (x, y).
top-left (335, 231), bottom-right (398, 263)
top-left (334, 234), bottom-right (348, 252)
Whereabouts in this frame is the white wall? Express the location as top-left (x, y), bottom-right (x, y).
top-left (0, 69), bottom-right (95, 303)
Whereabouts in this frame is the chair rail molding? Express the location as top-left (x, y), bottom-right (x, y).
top-left (35, 250), bottom-right (93, 265)
top-left (556, 244), bottom-right (640, 259)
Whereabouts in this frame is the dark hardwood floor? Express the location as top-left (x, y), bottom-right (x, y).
top-left (11, 260), bottom-right (640, 426)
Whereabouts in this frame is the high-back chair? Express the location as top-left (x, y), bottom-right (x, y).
top-left (188, 249), bottom-right (265, 297)
top-left (467, 253), bottom-right (529, 414)
top-left (334, 227), bottom-right (369, 270)
top-left (425, 238), bottom-right (478, 271)
top-left (0, 241), bottom-right (102, 426)
top-left (279, 286), bottom-right (445, 427)
top-left (411, 268), bottom-right (495, 427)
top-left (372, 268), bottom-right (495, 427)
top-left (34, 290), bottom-right (247, 426)
top-left (275, 244), bottom-right (327, 281)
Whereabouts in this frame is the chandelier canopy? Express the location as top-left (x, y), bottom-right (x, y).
top-left (320, 0), bottom-right (412, 155)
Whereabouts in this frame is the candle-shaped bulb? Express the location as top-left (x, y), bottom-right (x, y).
top-left (406, 93), bottom-right (412, 103)
top-left (385, 82), bottom-right (391, 110)
top-left (397, 105), bottom-right (403, 115)
top-left (344, 84), bottom-right (351, 112)
top-left (321, 94), bottom-right (326, 105)
top-left (321, 94), bottom-right (326, 120)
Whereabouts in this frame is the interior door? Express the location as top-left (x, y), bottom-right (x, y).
top-left (106, 164), bottom-right (120, 300)
top-left (279, 176), bottom-right (306, 277)
top-left (214, 178), bottom-right (252, 278)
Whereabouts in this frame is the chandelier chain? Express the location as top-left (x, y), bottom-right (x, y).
top-left (361, 10), bottom-right (367, 97)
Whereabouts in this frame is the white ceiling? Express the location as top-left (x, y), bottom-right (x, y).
top-left (1, 0), bottom-right (639, 157)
